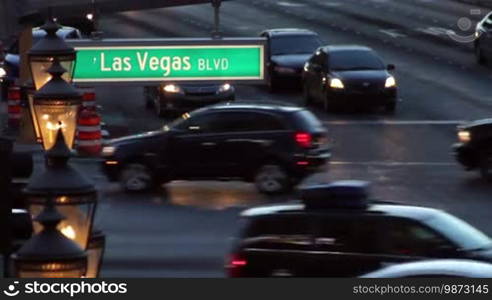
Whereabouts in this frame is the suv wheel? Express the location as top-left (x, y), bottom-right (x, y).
top-left (120, 163), bottom-right (155, 192)
top-left (480, 149), bottom-right (492, 181)
top-left (254, 164), bottom-right (290, 194)
top-left (476, 43), bottom-right (487, 65)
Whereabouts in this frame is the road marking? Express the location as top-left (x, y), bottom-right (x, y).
top-left (323, 120), bottom-right (464, 125)
top-left (277, 1), bottom-right (305, 7)
top-left (380, 29), bottom-right (407, 38)
top-left (330, 161), bottom-right (455, 167)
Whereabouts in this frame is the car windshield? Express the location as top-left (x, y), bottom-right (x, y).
top-left (329, 50), bottom-right (385, 71)
top-left (270, 35), bottom-right (321, 55)
top-left (426, 212), bottom-right (492, 251)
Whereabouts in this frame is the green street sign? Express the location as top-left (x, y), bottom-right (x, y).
top-left (69, 38), bottom-right (266, 84)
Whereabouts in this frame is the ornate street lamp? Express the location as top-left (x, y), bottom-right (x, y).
top-left (28, 18), bottom-right (76, 90)
top-left (86, 229), bottom-right (105, 278)
top-left (24, 130), bottom-right (97, 250)
top-left (32, 58), bottom-right (81, 151)
top-left (11, 197), bottom-right (87, 278)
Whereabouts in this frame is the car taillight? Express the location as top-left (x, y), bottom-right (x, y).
top-left (226, 254), bottom-right (247, 277)
top-left (295, 132), bottom-right (312, 148)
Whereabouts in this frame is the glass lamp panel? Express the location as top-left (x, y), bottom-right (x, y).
top-left (31, 59), bottom-right (74, 90)
top-left (29, 201), bottom-right (94, 249)
top-left (33, 102), bottom-right (78, 150)
top-left (60, 60), bottom-right (74, 83)
top-left (86, 248), bottom-right (103, 278)
top-left (31, 61), bottom-right (53, 90)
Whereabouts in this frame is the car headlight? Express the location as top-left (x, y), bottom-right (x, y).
top-left (101, 146), bottom-right (116, 156)
top-left (385, 76), bottom-right (396, 88)
top-left (218, 83), bottom-right (232, 93)
top-left (163, 84), bottom-right (182, 93)
top-left (458, 130), bottom-right (471, 143)
top-left (0, 67), bottom-right (6, 78)
top-left (274, 66), bottom-right (296, 74)
top-left (330, 78), bottom-right (345, 89)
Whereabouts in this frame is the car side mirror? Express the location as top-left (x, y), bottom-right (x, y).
top-left (387, 64), bottom-right (396, 71)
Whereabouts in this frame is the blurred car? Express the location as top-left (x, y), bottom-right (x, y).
top-left (361, 259), bottom-right (492, 278)
top-left (474, 12), bottom-right (492, 65)
top-left (144, 82), bottom-right (235, 117)
top-left (225, 181), bottom-right (492, 277)
top-left (1, 26), bottom-right (82, 98)
top-left (260, 28), bottom-right (322, 91)
top-left (101, 101), bottom-right (330, 194)
top-left (453, 119), bottom-right (492, 180)
top-left (302, 45), bottom-right (398, 113)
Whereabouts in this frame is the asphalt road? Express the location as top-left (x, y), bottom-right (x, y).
top-left (69, 0), bottom-right (492, 277)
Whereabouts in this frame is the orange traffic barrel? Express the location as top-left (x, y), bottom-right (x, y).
top-left (76, 108), bottom-right (102, 156)
top-left (7, 86), bottom-right (21, 128)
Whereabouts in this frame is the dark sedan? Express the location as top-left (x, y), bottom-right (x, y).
top-left (302, 45), bottom-right (398, 113)
top-left (260, 29), bottom-right (322, 91)
top-left (144, 82), bottom-right (235, 117)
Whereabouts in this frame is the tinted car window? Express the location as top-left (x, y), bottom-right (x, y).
top-left (174, 113), bottom-right (219, 133)
top-left (483, 13), bottom-right (492, 29)
top-left (425, 213), bottom-right (492, 251)
top-left (293, 110), bottom-right (324, 131)
top-left (383, 219), bottom-right (454, 257)
top-left (243, 215), bottom-right (312, 249)
top-left (329, 50), bottom-right (385, 71)
top-left (316, 217), bottom-right (382, 253)
top-left (270, 35), bottom-right (321, 55)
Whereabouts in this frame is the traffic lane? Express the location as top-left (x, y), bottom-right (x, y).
top-left (95, 189), bottom-right (242, 277)
top-left (325, 123), bottom-right (458, 163)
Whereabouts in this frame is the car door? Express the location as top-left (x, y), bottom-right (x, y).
top-left (217, 111), bottom-right (288, 178)
top-left (306, 50), bottom-right (324, 102)
top-left (312, 215), bottom-right (387, 277)
top-left (167, 112), bottom-right (227, 178)
top-left (375, 217), bottom-right (463, 268)
top-left (239, 214), bottom-right (317, 277)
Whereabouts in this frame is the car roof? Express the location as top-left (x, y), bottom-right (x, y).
top-left (32, 26), bottom-right (80, 39)
top-left (241, 202), bottom-right (441, 222)
top-left (361, 259), bottom-right (492, 278)
top-left (195, 101), bottom-right (305, 114)
top-left (322, 45), bottom-right (373, 53)
top-left (262, 28), bottom-right (318, 37)
top-left (460, 118), bottom-right (492, 129)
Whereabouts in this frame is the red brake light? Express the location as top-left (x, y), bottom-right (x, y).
top-left (226, 254), bottom-right (247, 277)
top-left (295, 132), bottom-right (312, 148)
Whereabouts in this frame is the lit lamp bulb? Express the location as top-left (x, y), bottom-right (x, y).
top-left (61, 225), bottom-right (76, 240)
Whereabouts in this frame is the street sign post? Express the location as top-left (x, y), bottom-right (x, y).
top-left (69, 38), bottom-right (266, 85)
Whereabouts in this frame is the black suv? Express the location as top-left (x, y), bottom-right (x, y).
top-left (226, 181), bottom-right (492, 277)
top-left (101, 102), bottom-right (330, 194)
